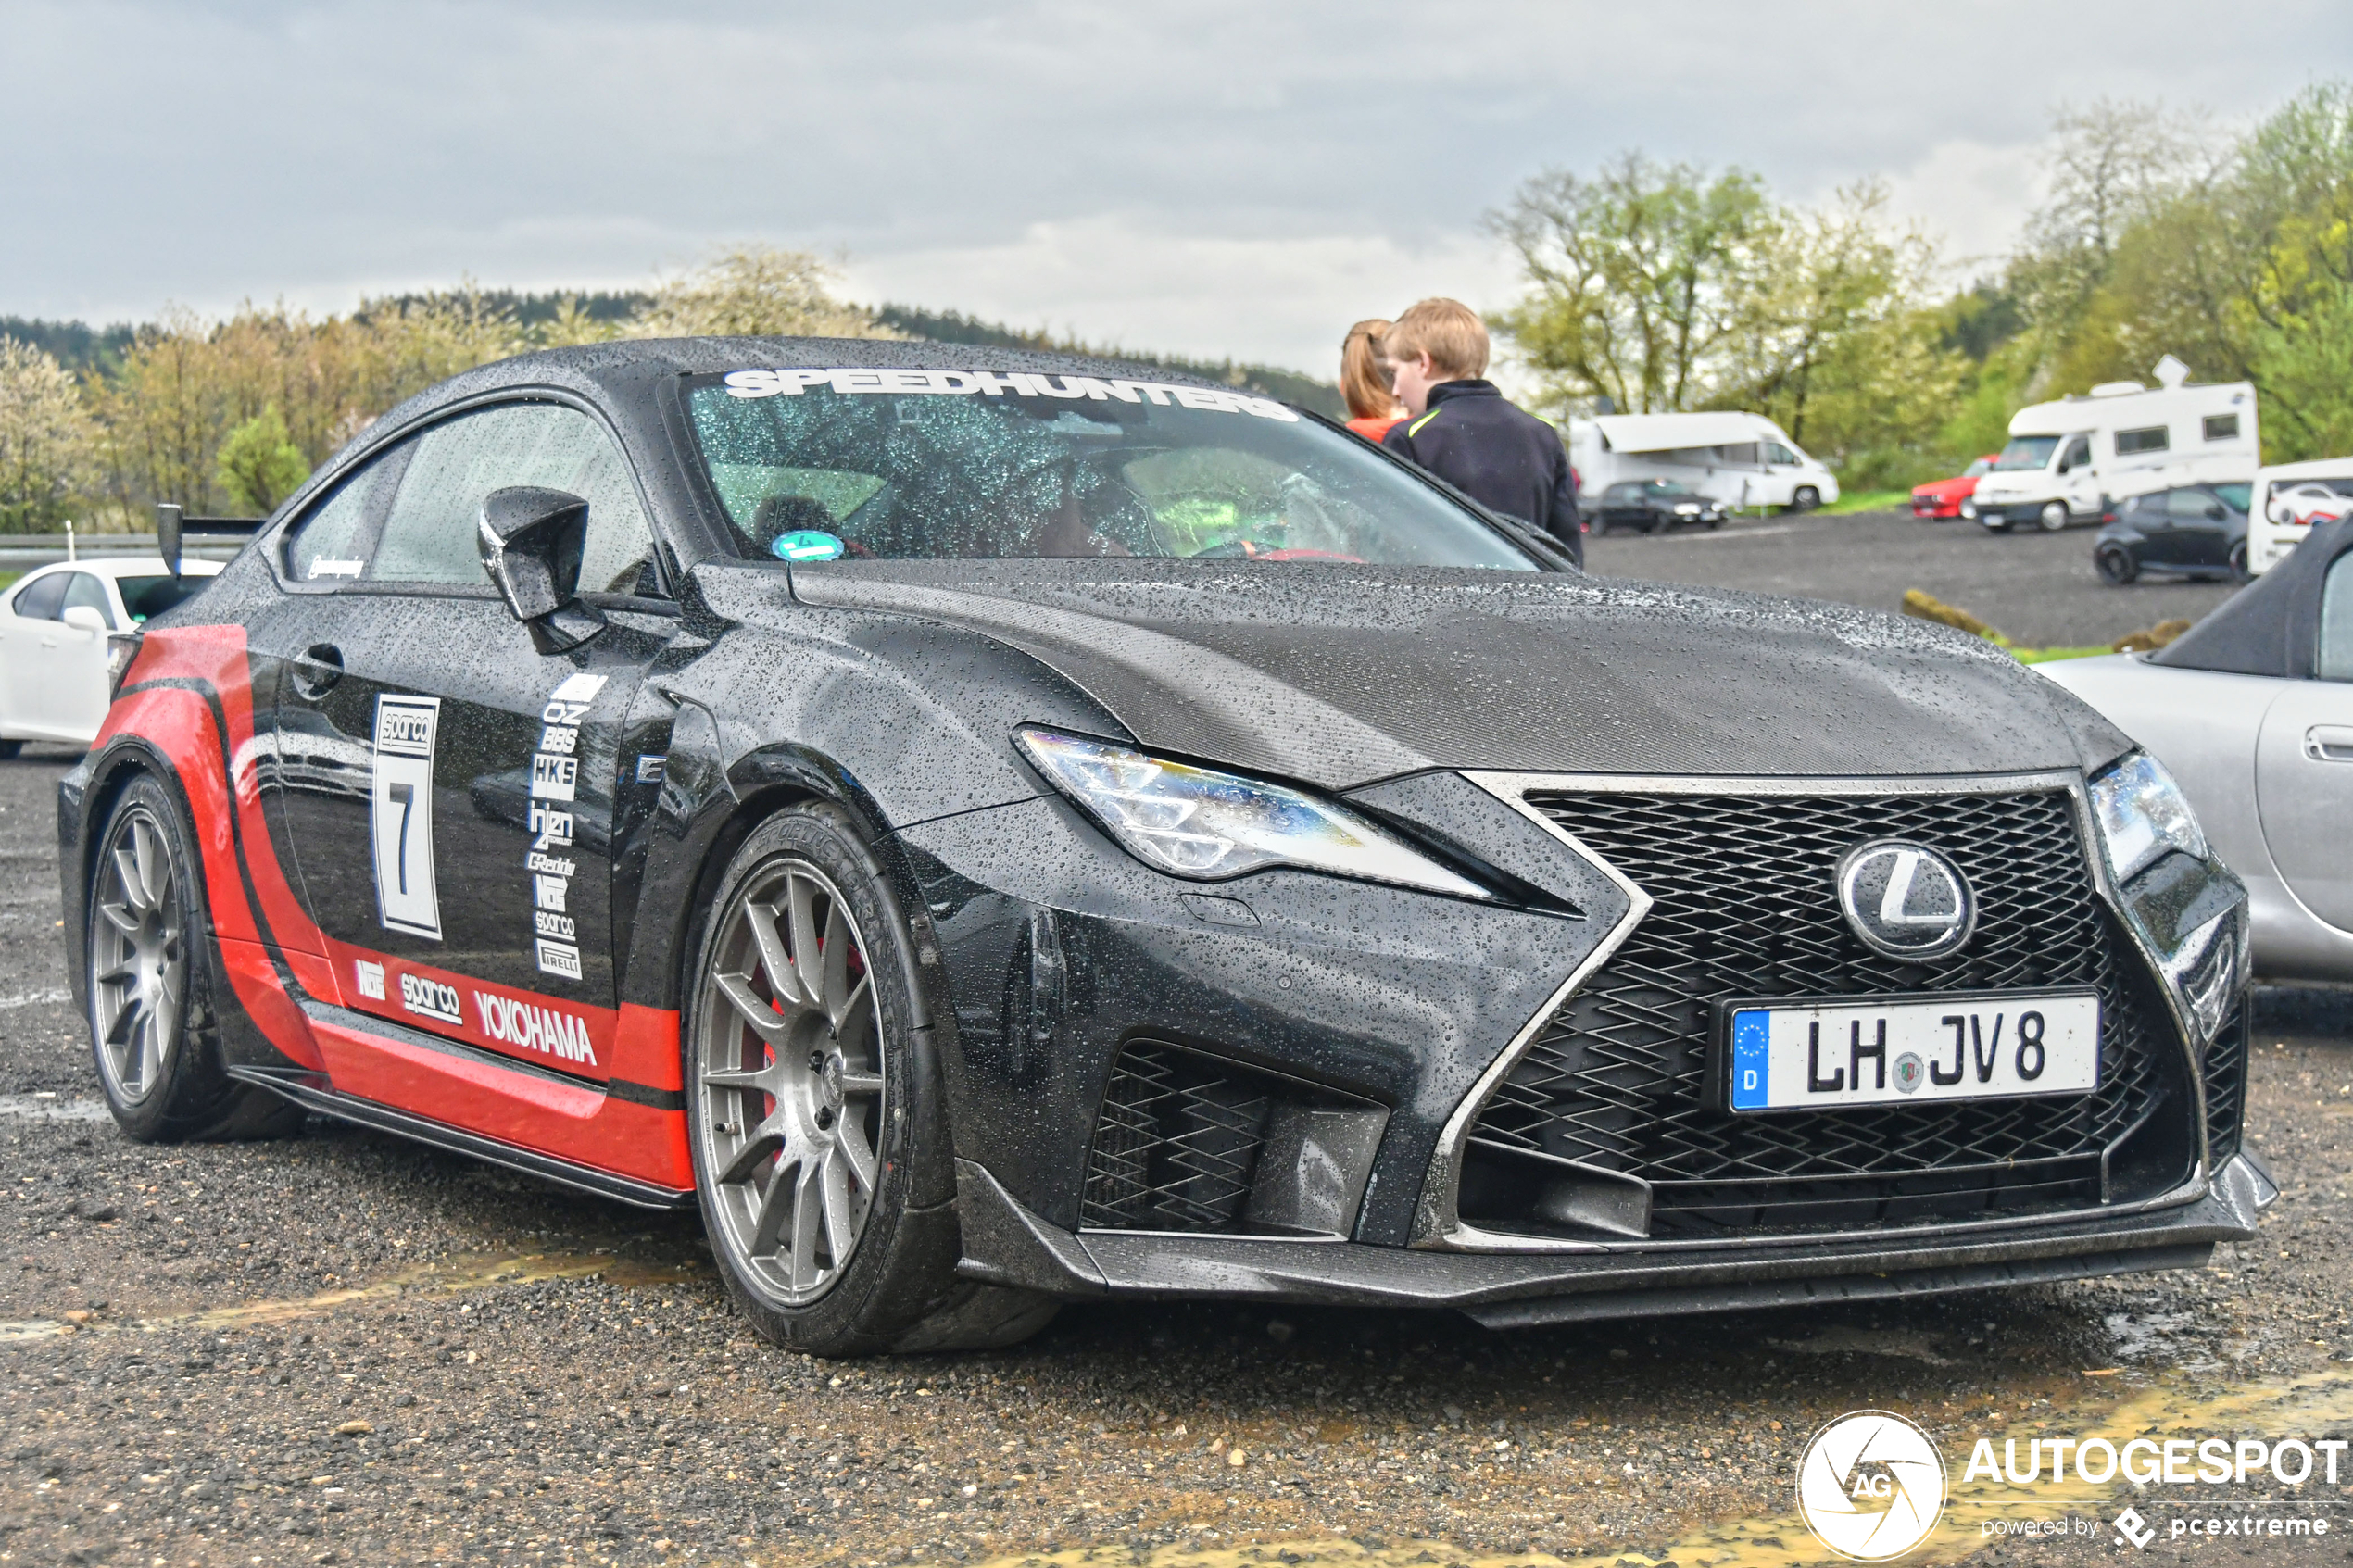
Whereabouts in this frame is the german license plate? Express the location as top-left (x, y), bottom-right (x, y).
top-left (1721, 990), bottom-right (2100, 1113)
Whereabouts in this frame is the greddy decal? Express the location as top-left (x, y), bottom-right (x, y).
top-left (720, 367), bottom-right (1300, 421)
top-left (526, 672), bottom-right (606, 981)
top-left (370, 695), bottom-right (443, 939)
top-left (476, 992), bottom-right (598, 1067)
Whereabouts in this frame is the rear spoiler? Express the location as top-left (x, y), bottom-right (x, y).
top-left (156, 504), bottom-right (268, 577)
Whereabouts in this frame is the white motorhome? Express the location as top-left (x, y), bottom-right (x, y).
top-left (1968, 356), bottom-right (2259, 533)
top-left (1566, 410), bottom-right (1841, 514)
top-left (2247, 457), bottom-right (2353, 574)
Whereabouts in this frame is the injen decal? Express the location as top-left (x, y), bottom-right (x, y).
top-left (718, 367), bottom-right (1300, 420)
top-left (370, 694), bottom-right (442, 940)
top-left (526, 671), bottom-right (606, 982)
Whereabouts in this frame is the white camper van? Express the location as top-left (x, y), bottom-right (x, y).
top-left (2247, 457), bottom-right (2353, 574)
top-left (1566, 411), bottom-right (1841, 515)
top-left (1968, 357), bottom-right (2259, 533)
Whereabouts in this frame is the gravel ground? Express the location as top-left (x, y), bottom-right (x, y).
top-left (3, 708), bottom-right (2349, 1565)
top-left (1583, 508), bottom-right (2240, 649)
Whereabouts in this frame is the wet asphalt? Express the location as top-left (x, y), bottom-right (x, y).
top-left (1, 519), bottom-right (2347, 1567)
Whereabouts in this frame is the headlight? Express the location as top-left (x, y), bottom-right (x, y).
top-left (2089, 752), bottom-right (2208, 884)
top-left (106, 631), bottom-right (144, 699)
top-left (1674, 503), bottom-right (1700, 515)
top-left (1017, 728), bottom-right (1490, 899)
top-left (1959, 501), bottom-right (1977, 518)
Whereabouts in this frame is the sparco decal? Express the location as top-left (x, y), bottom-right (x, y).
top-left (720, 367), bottom-right (1300, 421)
top-left (526, 671), bottom-right (606, 981)
top-left (398, 972), bottom-right (463, 1026)
top-left (370, 694), bottom-right (443, 939)
top-left (474, 992), bottom-right (598, 1067)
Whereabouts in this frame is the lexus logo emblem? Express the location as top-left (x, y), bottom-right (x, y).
top-left (1837, 840), bottom-right (1974, 960)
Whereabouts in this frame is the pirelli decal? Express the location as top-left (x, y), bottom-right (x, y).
top-left (371, 695), bottom-right (442, 940)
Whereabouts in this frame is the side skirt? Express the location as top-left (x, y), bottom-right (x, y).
top-left (228, 1064), bottom-right (695, 1212)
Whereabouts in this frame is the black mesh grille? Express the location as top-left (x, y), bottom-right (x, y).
top-left (1463, 788), bottom-right (2185, 1237)
top-left (1081, 1043), bottom-right (1271, 1233)
top-left (2203, 999), bottom-right (2249, 1163)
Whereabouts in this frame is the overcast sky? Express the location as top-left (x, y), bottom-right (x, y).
top-left (6, 1), bottom-right (2348, 376)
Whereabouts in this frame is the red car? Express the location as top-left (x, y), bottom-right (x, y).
top-left (1912, 455), bottom-right (1998, 519)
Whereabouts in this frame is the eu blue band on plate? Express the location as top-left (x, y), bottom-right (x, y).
top-left (1730, 1010), bottom-right (1769, 1110)
top-left (773, 529), bottom-right (845, 562)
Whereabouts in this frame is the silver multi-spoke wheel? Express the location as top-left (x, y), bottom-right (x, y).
top-left (695, 860), bottom-right (887, 1307)
top-left (92, 807), bottom-right (184, 1106)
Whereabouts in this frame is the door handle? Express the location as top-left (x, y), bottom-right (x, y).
top-left (293, 644), bottom-right (344, 700)
top-left (38, 636), bottom-right (57, 649)
top-left (2303, 725), bottom-right (2353, 763)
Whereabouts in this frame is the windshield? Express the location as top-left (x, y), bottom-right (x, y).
top-left (116, 573), bottom-right (214, 622)
top-left (2212, 483), bottom-right (2251, 512)
top-left (686, 370), bottom-right (1541, 569)
top-left (1640, 481), bottom-right (1695, 497)
top-left (1964, 458), bottom-right (1994, 478)
top-left (1992, 436), bottom-right (2062, 472)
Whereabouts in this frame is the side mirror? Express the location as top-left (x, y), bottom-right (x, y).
top-left (478, 486), bottom-right (606, 652)
top-left (61, 606), bottom-right (107, 634)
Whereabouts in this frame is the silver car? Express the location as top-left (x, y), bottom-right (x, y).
top-left (2040, 516), bottom-right (2353, 980)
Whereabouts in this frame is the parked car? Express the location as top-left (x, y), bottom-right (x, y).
top-left (2040, 514), bottom-right (2353, 981)
top-left (2247, 458), bottom-right (2353, 575)
top-left (2094, 482), bottom-right (2252, 584)
top-left (1969, 358), bottom-right (2257, 533)
top-left (1591, 478), bottom-right (1728, 534)
top-left (1567, 411), bottom-right (1839, 513)
top-left (1910, 456), bottom-right (1997, 519)
top-left (64, 339), bottom-right (2266, 1355)
top-left (0, 558), bottom-right (220, 753)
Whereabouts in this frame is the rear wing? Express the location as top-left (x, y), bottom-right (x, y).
top-left (156, 503), bottom-right (268, 577)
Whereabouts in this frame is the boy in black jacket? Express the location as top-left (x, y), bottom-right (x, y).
top-left (1379, 297), bottom-right (1583, 566)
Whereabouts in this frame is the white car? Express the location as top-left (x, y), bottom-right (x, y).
top-left (2037, 517), bottom-right (2353, 980)
top-left (0, 558), bottom-right (220, 752)
top-left (2247, 458), bottom-right (2353, 575)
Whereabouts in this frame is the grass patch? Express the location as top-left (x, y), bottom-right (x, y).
top-left (1899, 588), bottom-right (2188, 665)
top-left (1818, 489), bottom-right (1913, 516)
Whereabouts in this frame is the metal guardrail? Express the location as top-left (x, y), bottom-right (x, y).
top-left (0, 533), bottom-right (243, 571)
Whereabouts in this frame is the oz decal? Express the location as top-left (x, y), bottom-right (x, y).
top-left (371, 694), bottom-right (443, 940)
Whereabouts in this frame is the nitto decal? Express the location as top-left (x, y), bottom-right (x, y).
top-left (525, 671), bottom-right (606, 981)
top-left (354, 960), bottom-right (386, 1001)
top-left (398, 972), bottom-right (463, 1026)
top-left (475, 992), bottom-right (598, 1066)
top-left (370, 694), bottom-right (442, 940)
top-left (720, 367), bottom-right (1300, 422)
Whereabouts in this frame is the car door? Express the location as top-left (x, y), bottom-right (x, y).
top-left (2254, 549), bottom-right (2353, 933)
top-left (2167, 487), bottom-right (2230, 567)
top-left (0, 571), bottom-right (69, 739)
top-left (10, 570), bottom-right (113, 739)
top-left (2059, 436), bottom-right (2099, 517)
top-left (267, 398), bottom-right (673, 1080)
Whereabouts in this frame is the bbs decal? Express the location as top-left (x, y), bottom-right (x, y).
top-left (371, 694), bottom-right (442, 940)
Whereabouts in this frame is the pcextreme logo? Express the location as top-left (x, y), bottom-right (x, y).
top-left (1796, 1410), bottom-right (1948, 1561)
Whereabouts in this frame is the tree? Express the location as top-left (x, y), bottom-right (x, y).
top-left (632, 246), bottom-right (900, 340)
top-left (1489, 155), bottom-right (1773, 415)
top-left (214, 404), bottom-right (309, 514)
top-left (0, 337), bottom-right (99, 532)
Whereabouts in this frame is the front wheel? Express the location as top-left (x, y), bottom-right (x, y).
top-left (2229, 541), bottom-right (2251, 583)
top-left (685, 804), bottom-right (1056, 1356)
top-left (2095, 545), bottom-right (2140, 585)
top-left (1790, 486), bottom-right (1820, 513)
top-left (2038, 501), bottom-right (2070, 533)
top-left (87, 775), bottom-right (302, 1142)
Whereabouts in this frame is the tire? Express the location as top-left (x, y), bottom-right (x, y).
top-left (0, 740), bottom-right (21, 760)
top-left (2095, 546), bottom-right (2140, 585)
top-left (684, 803), bottom-right (1056, 1356)
top-left (1706, 517), bottom-right (1724, 530)
top-left (1790, 486), bottom-right (1820, 513)
top-left (2229, 541), bottom-right (2250, 583)
top-left (86, 774), bottom-right (304, 1142)
top-left (2038, 501), bottom-right (2070, 533)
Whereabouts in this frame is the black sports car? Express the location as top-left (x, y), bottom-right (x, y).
top-left (1590, 479), bottom-right (1728, 534)
top-left (61, 340), bottom-right (2271, 1356)
top-left (2095, 482), bottom-right (2253, 584)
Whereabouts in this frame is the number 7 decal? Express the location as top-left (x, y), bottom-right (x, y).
top-left (371, 694), bottom-right (443, 939)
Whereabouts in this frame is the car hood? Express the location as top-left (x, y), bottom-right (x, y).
top-left (766, 560), bottom-right (2130, 791)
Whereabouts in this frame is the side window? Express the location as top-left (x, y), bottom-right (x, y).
top-left (2061, 437), bottom-right (2093, 470)
top-left (284, 445), bottom-right (407, 584)
top-left (2322, 554), bottom-right (2353, 683)
top-left (1766, 443), bottom-right (1799, 465)
top-left (10, 572), bottom-right (67, 622)
top-left (2167, 490), bottom-right (2217, 520)
top-left (371, 404), bottom-right (657, 593)
top-left (60, 572), bottom-right (114, 629)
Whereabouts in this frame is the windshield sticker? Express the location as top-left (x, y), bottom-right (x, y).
top-left (370, 694), bottom-right (443, 941)
top-left (524, 671), bottom-right (607, 983)
top-left (722, 367), bottom-right (1299, 421)
top-left (772, 529), bottom-right (846, 562)
top-left (307, 558), bottom-right (365, 579)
